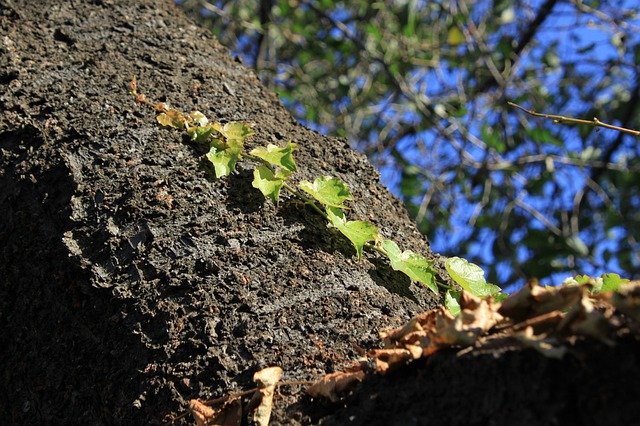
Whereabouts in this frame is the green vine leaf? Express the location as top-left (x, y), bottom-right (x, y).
top-left (206, 144), bottom-right (242, 178)
top-left (189, 111), bottom-right (209, 126)
top-left (187, 124), bottom-right (216, 144)
top-left (252, 165), bottom-right (285, 204)
top-left (204, 122), bottom-right (252, 178)
top-left (326, 207), bottom-right (378, 259)
top-left (445, 257), bottom-right (501, 298)
top-left (601, 273), bottom-right (628, 292)
top-left (445, 290), bottom-right (461, 316)
top-left (299, 176), bottom-right (352, 209)
top-left (380, 239), bottom-right (438, 294)
top-left (250, 141), bottom-right (298, 172)
top-left (214, 122), bottom-right (255, 143)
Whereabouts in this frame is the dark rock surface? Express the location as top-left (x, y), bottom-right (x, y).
top-left (0, 0), bottom-right (440, 422)
top-left (1, 0), bottom-right (639, 425)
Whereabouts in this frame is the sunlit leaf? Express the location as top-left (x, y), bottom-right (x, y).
top-left (380, 239), bottom-right (438, 294)
top-left (601, 273), bottom-right (629, 293)
top-left (157, 109), bottom-right (187, 129)
top-left (326, 207), bottom-right (378, 259)
top-left (445, 257), bottom-right (501, 297)
top-left (299, 176), bottom-right (352, 209)
top-left (206, 143), bottom-right (242, 178)
top-left (187, 124), bottom-right (216, 143)
top-left (445, 290), bottom-right (461, 316)
top-left (214, 122), bottom-right (254, 143)
top-left (250, 141), bottom-right (297, 172)
top-left (252, 165), bottom-right (284, 204)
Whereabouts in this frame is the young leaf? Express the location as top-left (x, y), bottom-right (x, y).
top-left (214, 122), bottom-right (254, 143)
top-left (206, 143), bottom-right (242, 178)
top-left (189, 111), bottom-right (209, 126)
top-left (380, 239), bottom-right (438, 294)
top-left (250, 141), bottom-right (297, 172)
top-left (299, 176), bottom-right (352, 209)
top-left (157, 109), bottom-right (188, 129)
top-left (187, 124), bottom-right (216, 143)
top-left (326, 207), bottom-right (378, 259)
top-left (252, 165), bottom-right (284, 204)
top-left (445, 257), bottom-right (501, 297)
top-left (445, 290), bottom-right (461, 316)
top-left (601, 273), bottom-right (628, 293)
top-left (494, 292), bottom-right (509, 302)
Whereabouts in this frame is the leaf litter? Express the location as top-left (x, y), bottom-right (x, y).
top-left (183, 280), bottom-right (640, 424)
top-left (307, 279), bottom-right (640, 402)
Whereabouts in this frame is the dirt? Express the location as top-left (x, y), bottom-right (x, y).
top-left (1, 0), bottom-right (639, 424)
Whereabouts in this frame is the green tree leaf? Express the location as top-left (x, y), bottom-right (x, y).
top-left (326, 207), bottom-right (378, 259)
top-left (380, 239), bottom-right (438, 294)
top-left (250, 141), bottom-right (298, 172)
top-left (299, 176), bottom-right (352, 209)
top-left (206, 146), bottom-right (241, 178)
top-left (187, 124), bottom-right (216, 143)
top-left (445, 290), bottom-right (461, 316)
top-left (445, 257), bottom-right (501, 297)
top-left (252, 165), bottom-right (285, 204)
top-left (601, 273), bottom-right (628, 293)
top-left (214, 122), bottom-right (254, 143)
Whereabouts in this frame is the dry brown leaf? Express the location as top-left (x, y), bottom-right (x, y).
top-left (380, 309), bottom-right (439, 345)
top-left (251, 366), bottom-right (283, 426)
top-left (368, 348), bottom-right (413, 373)
top-left (189, 398), bottom-right (242, 426)
top-left (307, 370), bottom-right (365, 402)
top-left (500, 279), bottom-right (585, 321)
top-left (510, 310), bottom-right (564, 335)
top-left (213, 399), bottom-right (242, 426)
top-left (434, 297), bottom-right (503, 347)
top-left (190, 399), bottom-right (216, 426)
top-left (514, 326), bottom-right (567, 359)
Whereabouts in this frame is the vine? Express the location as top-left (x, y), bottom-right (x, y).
top-left (130, 79), bottom-right (505, 313)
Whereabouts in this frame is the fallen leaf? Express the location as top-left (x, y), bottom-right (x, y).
top-left (368, 348), bottom-right (413, 373)
top-left (251, 366), bottom-right (283, 426)
top-left (189, 397), bottom-right (242, 426)
top-left (190, 399), bottom-right (216, 426)
top-left (307, 370), bottom-right (365, 402)
top-left (514, 326), bottom-right (567, 359)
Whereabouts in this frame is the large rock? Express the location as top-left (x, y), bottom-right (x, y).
top-left (0, 0), bottom-right (440, 422)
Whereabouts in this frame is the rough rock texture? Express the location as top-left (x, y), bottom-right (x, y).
top-left (1, 0), bottom-right (639, 425)
top-left (0, 0), bottom-right (441, 422)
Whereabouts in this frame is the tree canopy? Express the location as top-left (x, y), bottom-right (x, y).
top-left (179, 0), bottom-right (640, 289)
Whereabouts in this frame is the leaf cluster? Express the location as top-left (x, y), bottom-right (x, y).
top-left (150, 99), bottom-right (505, 306)
top-left (179, 0), bottom-right (640, 289)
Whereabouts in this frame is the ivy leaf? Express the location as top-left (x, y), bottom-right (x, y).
top-left (214, 122), bottom-right (254, 143)
top-left (187, 125), bottom-right (216, 143)
top-left (157, 109), bottom-right (188, 129)
top-left (189, 111), bottom-right (209, 126)
top-left (252, 165), bottom-right (284, 204)
top-left (601, 273), bottom-right (628, 293)
top-left (206, 143), bottom-right (242, 178)
top-left (250, 141), bottom-right (298, 172)
top-left (494, 292), bottom-right (509, 302)
top-left (380, 239), bottom-right (438, 294)
top-left (445, 257), bottom-right (501, 297)
top-left (326, 207), bottom-right (378, 259)
top-left (299, 176), bottom-right (352, 209)
top-left (445, 290), bottom-right (461, 316)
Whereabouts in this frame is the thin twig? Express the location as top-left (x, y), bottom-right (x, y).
top-left (508, 101), bottom-right (640, 137)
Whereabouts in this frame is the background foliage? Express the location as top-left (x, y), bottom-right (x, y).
top-left (178, 0), bottom-right (640, 289)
